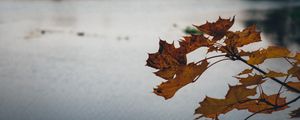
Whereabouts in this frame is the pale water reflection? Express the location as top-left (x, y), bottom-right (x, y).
top-left (0, 0), bottom-right (299, 120)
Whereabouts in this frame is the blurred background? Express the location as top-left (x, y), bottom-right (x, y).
top-left (0, 0), bottom-right (299, 120)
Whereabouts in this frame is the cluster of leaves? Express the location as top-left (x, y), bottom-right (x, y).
top-left (146, 17), bottom-right (300, 119)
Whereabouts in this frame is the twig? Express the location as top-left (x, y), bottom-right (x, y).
top-left (244, 95), bottom-right (300, 120)
top-left (193, 58), bottom-right (230, 82)
top-left (236, 56), bottom-right (300, 93)
top-left (207, 59), bottom-right (231, 69)
top-left (275, 75), bottom-right (289, 105)
top-left (195, 54), bottom-right (227, 64)
top-left (284, 57), bottom-right (294, 65)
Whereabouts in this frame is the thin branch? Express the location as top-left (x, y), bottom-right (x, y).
top-left (207, 59), bottom-right (231, 69)
top-left (193, 58), bottom-right (230, 82)
top-left (245, 95), bottom-right (300, 120)
top-left (195, 54), bottom-right (226, 64)
top-left (236, 56), bottom-right (300, 93)
top-left (284, 57), bottom-right (295, 65)
top-left (275, 75), bottom-right (289, 105)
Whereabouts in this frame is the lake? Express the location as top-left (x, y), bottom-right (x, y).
top-left (0, 0), bottom-right (299, 120)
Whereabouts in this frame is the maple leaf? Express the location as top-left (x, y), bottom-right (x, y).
top-left (179, 34), bottom-right (211, 54)
top-left (154, 61), bottom-right (209, 99)
top-left (265, 46), bottom-right (291, 58)
top-left (244, 93), bottom-right (288, 113)
top-left (235, 74), bottom-right (264, 86)
top-left (288, 65), bottom-right (300, 81)
top-left (239, 50), bottom-right (252, 56)
top-left (195, 17), bottom-right (235, 41)
top-left (225, 25), bottom-right (261, 47)
top-left (195, 85), bottom-right (256, 119)
top-left (248, 46), bottom-right (291, 65)
top-left (146, 40), bottom-right (187, 69)
top-left (154, 67), bottom-right (177, 80)
top-left (237, 68), bottom-right (253, 76)
top-left (286, 82), bottom-right (300, 91)
top-left (265, 70), bottom-right (287, 78)
top-left (147, 16), bottom-right (300, 120)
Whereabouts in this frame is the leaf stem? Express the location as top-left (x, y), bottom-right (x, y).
top-left (193, 58), bottom-right (230, 82)
top-left (195, 54), bottom-right (226, 64)
top-left (275, 75), bottom-right (289, 105)
top-left (236, 56), bottom-right (300, 93)
top-left (244, 95), bottom-right (300, 120)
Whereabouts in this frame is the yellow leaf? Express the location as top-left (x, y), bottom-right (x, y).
top-left (225, 25), bottom-right (261, 47)
top-left (265, 70), bottom-right (287, 77)
top-left (265, 46), bottom-right (291, 58)
top-left (248, 50), bottom-right (267, 65)
top-left (247, 46), bottom-right (291, 65)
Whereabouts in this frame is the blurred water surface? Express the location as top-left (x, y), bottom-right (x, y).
top-left (0, 0), bottom-right (299, 120)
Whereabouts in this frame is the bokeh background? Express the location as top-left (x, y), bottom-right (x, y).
top-left (0, 0), bottom-right (300, 120)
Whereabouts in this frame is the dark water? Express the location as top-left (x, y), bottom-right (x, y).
top-left (0, 0), bottom-right (299, 120)
top-left (244, 1), bottom-right (300, 48)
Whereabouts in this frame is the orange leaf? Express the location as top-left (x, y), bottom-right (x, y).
top-left (195, 97), bottom-right (232, 120)
top-left (265, 70), bottom-right (287, 78)
top-left (287, 82), bottom-right (300, 91)
top-left (239, 50), bottom-right (252, 56)
top-left (154, 61), bottom-right (209, 99)
top-left (179, 34), bottom-right (211, 54)
top-left (236, 74), bottom-right (264, 86)
top-left (295, 53), bottom-right (300, 64)
top-left (288, 65), bottom-right (300, 81)
top-left (225, 85), bottom-right (257, 103)
top-left (225, 25), bottom-right (261, 47)
top-left (195, 16), bottom-right (234, 41)
top-left (248, 49), bottom-right (267, 65)
top-left (248, 46), bottom-right (291, 65)
top-left (237, 68), bottom-right (253, 76)
top-left (146, 40), bottom-right (186, 69)
top-left (195, 85), bottom-right (256, 119)
top-left (247, 93), bottom-right (288, 113)
top-left (154, 67), bottom-right (177, 80)
top-left (265, 46), bottom-right (291, 58)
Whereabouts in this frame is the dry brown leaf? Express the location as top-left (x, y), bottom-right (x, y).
top-left (236, 74), bottom-right (264, 86)
top-left (287, 82), bottom-right (300, 91)
top-left (154, 61), bottom-right (209, 99)
top-left (248, 46), bottom-right (291, 65)
top-left (247, 93), bottom-right (288, 113)
top-left (237, 68), bottom-right (253, 76)
top-left (195, 85), bottom-right (256, 119)
top-left (265, 70), bottom-right (288, 78)
top-left (179, 34), bottom-right (211, 54)
top-left (195, 17), bottom-right (235, 41)
top-left (288, 65), bottom-right (300, 81)
top-left (225, 25), bottom-right (261, 47)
